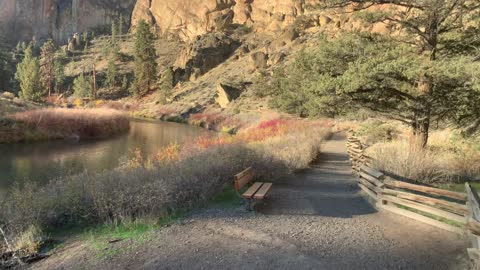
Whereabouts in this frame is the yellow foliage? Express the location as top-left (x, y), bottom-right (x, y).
top-left (95, 100), bottom-right (105, 107)
top-left (74, 98), bottom-right (83, 108)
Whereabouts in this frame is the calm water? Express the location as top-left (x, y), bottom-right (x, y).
top-left (0, 119), bottom-right (210, 191)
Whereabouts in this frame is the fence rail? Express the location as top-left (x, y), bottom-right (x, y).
top-left (346, 130), bottom-right (479, 267)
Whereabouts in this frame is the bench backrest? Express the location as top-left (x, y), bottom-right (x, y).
top-left (234, 167), bottom-right (255, 192)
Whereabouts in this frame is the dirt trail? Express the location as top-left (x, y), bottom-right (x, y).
top-left (31, 133), bottom-right (469, 270)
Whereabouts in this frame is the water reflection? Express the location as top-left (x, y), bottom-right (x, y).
top-left (0, 119), bottom-right (210, 191)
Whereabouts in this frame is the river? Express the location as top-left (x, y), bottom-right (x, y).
top-left (0, 119), bottom-right (210, 192)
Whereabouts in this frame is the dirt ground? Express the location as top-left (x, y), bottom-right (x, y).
top-left (29, 134), bottom-right (470, 270)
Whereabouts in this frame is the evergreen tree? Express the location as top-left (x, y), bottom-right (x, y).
top-left (111, 20), bottom-right (117, 45)
top-left (82, 32), bottom-right (88, 46)
top-left (133, 20), bottom-right (158, 96)
top-left (121, 75), bottom-right (129, 94)
top-left (270, 0), bottom-right (480, 147)
top-left (0, 35), bottom-right (13, 92)
top-left (15, 45), bottom-right (43, 101)
top-left (105, 59), bottom-right (118, 88)
top-left (118, 14), bottom-right (124, 36)
top-left (83, 32), bottom-right (89, 52)
top-left (73, 73), bottom-right (93, 98)
top-left (157, 67), bottom-right (174, 104)
top-left (53, 50), bottom-right (66, 94)
top-left (39, 39), bottom-right (56, 97)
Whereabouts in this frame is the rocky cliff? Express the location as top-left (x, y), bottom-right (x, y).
top-left (131, 0), bottom-right (318, 41)
top-left (0, 0), bottom-right (136, 44)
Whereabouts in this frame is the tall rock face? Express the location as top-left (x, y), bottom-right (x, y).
top-left (131, 0), bottom-right (316, 41)
top-left (0, 0), bottom-right (136, 44)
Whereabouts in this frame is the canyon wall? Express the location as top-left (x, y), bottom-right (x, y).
top-left (0, 0), bottom-right (136, 44)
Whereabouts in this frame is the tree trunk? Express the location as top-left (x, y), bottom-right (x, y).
top-left (411, 110), bottom-right (431, 149)
top-left (418, 117), bottom-right (430, 149)
top-left (92, 63), bottom-right (97, 100)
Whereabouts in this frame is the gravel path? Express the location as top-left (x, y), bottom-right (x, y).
top-left (32, 133), bottom-right (470, 270)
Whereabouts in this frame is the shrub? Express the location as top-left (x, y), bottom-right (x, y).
top-left (73, 73), bottom-right (93, 99)
top-left (356, 120), bottom-right (398, 145)
top-left (0, 119), bottom-right (331, 254)
top-left (13, 108), bottom-right (130, 140)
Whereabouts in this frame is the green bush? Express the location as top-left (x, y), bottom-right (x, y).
top-left (356, 120), bottom-right (398, 145)
top-left (73, 73), bottom-right (93, 98)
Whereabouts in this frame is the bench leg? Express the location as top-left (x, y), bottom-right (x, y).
top-left (246, 199), bottom-right (254, 211)
top-left (246, 199), bottom-right (265, 211)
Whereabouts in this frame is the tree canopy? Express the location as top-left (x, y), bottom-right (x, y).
top-left (39, 39), bottom-right (56, 96)
top-left (15, 45), bottom-right (43, 101)
top-left (264, 0), bottom-right (480, 146)
top-left (133, 20), bottom-right (158, 96)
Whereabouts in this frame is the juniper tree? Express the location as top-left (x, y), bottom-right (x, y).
top-left (133, 20), bottom-right (158, 96)
top-left (15, 45), bottom-right (43, 101)
top-left (270, 0), bottom-right (480, 147)
top-left (39, 39), bottom-right (56, 97)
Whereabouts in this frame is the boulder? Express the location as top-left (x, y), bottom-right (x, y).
top-left (1, 92), bottom-right (15, 100)
top-left (215, 83), bottom-right (242, 109)
top-left (250, 52), bottom-right (269, 71)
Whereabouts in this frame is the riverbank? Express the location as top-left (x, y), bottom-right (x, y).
top-left (0, 118), bottom-right (331, 267)
top-left (0, 108), bottom-right (130, 144)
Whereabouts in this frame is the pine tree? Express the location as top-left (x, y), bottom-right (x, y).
top-left (73, 73), bottom-right (93, 98)
top-left (15, 45), bottom-right (43, 101)
top-left (157, 67), bottom-right (174, 104)
top-left (39, 39), bottom-right (56, 97)
top-left (105, 59), bottom-right (118, 88)
top-left (53, 50), bottom-right (66, 94)
top-left (133, 20), bottom-right (158, 96)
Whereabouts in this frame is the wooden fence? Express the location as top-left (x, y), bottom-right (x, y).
top-left (346, 130), bottom-right (480, 267)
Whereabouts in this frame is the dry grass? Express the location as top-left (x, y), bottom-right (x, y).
top-left (0, 118), bottom-right (331, 255)
top-left (367, 129), bottom-right (480, 184)
top-left (12, 108), bottom-right (130, 140)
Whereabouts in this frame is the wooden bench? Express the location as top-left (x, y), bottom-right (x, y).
top-left (234, 167), bottom-right (273, 210)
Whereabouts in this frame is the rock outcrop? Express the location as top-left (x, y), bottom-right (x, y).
top-left (174, 33), bottom-right (240, 81)
top-left (0, 0), bottom-right (136, 44)
top-left (131, 0), bottom-right (317, 42)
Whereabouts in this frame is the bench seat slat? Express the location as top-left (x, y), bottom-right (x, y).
top-left (242, 182), bottom-right (264, 199)
top-left (253, 183), bottom-right (272, 200)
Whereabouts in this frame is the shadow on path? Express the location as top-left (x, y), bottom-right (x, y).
top-left (259, 133), bottom-right (377, 218)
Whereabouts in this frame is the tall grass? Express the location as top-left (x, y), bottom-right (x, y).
top-left (367, 130), bottom-right (480, 184)
top-left (11, 108), bottom-right (130, 141)
top-left (0, 118), bottom-right (331, 255)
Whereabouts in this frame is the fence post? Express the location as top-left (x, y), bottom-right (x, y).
top-left (466, 183), bottom-right (480, 267)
